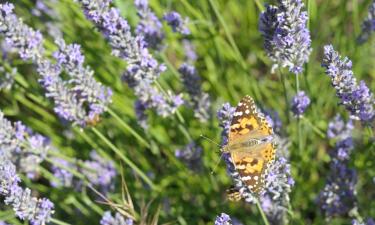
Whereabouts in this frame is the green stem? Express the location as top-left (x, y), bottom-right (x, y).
top-left (254, 0), bottom-right (265, 11)
top-left (296, 74), bottom-right (302, 152)
top-left (256, 199), bottom-right (270, 225)
top-left (107, 108), bottom-right (151, 148)
top-left (208, 0), bottom-right (247, 70)
top-left (301, 117), bottom-right (325, 138)
top-left (90, 127), bottom-right (156, 190)
top-left (50, 218), bottom-right (72, 225)
top-left (279, 69), bottom-right (290, 124)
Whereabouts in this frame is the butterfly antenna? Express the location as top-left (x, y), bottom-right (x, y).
top-left (210, 153), bottom-right (224, 175)
top-left (199, 134), bottom-right (221, 147)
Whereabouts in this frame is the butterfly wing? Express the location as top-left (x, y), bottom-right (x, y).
top-left (227, 95), bottom-right (276, 195)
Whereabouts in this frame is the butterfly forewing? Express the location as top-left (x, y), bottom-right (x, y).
top-left (226, 95), bottom-right (276, 195)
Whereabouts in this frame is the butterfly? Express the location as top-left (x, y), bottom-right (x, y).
top-left (222, 95), bottom-right (277, 197)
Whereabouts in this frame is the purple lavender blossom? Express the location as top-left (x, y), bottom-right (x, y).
top-left (322, 45), bottom-right (375, 123)
top-left (163, 11), bottom-right (190, 35)
top-left (327, 115), bottom-right (354, 140)
top-left (0, 111), bottom-right (50, 179)
top-left (358, 1), bottom-right (375, 43)
top-left (50, 158), bottom-right (75, 187)
top-left (0, 3), bottom-right (44, 61)
top-left (259, 0), bottom-right (312, 74)
top-left (352, 218), bottom-right (375, 225)
top-left (291, 91), bottom-right (310, 117)
top-left (317, 116), bottom-right (357, 218)
top-left (100, 211), bottom-right (133, 225)
top-left (0, 154), bottom-right (54, 224)
top-left (178, 63), bottom-right (211, 122)
top-left (134, 0), bottom-right (164, 49)
top-left (217, 103), bottom-right (235, 146)
top-left (52, 39), bottom-right (113, 122)
top-left (51, 150), bottom-right (116, 193)
top-left (76, 0), bottom-right (183, 127)
top-left (215, 213), bottom-right (232, 225)
top-left (260, 138), bottom-right (294, 224)
top-left (175, 142), bottom-right (203, 171)
top-left (0, 3), bottom-right (112, 127)
top-left (264, 109), bottom-right (283, 135)
top-left (82, 151), bottom-right (117, 192)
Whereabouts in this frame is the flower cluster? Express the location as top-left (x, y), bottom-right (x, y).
top-left (76, 0), bottom-right (183, 127)
top-left (215, 213), bottom-right (232, 225)
top-left (217, 103), bottom-right (235, 146)
top-left (291, 91), bottom-right (310, 117)
top-left (259, 0), bottom-right (312, 74)
top-left (134, 0), bottom-right (164, 49)
top-left (51, 150), bottom-right (117, 193)
top-left (261, 139), bottom-right (294, 225)
top-left (322, 45), bottom-right (375, 123)
top-left (0, 3), bottom-right (112, 126)
top-left (358, 1), bottom-right (375, 43)
top-left (100, 211), bottom-right (133, 225)
top-left (178, 63), bottom-right (211, 122)
top-left (175, 141), bottom-right (203, 171)
top-left (0, 111), bottom-right (51, 179)
top-left (163, 11), bottom-right (190, 35)
top-left (0, 148), bottom-right (54, 225)
top-left (317, 115), bottom-right (357, 218)
top-left (82, 151), bottom-right (117, 192)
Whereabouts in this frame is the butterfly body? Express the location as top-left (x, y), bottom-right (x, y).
top-left (223, 95), bottom-right (277, 196)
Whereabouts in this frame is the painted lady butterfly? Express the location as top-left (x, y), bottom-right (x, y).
top-left (222, 95), bottom-right (277, 196)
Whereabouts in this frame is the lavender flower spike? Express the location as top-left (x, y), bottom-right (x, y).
top-left (134, 0), bottom-right (164, 49)
top-left (291, 91), bottom-right (310, 117)
top-left (259, 0), bottom-right (312, 74)
top-left (76, 0), bottom-right (183, 126)
top-left (0, 111), bottom-right (50, 179)
top-left (358, 1), bottom-right (375, 43)
top-left (317, 115), bottom-right (357, 218)
top-left (0, 3), bottom-right (112, 126)
top-left (100, 211), bottom-right (133, 225)
top-left (178, 63), bottom-right (211, 122)
top-left (0, 154), bottom-right (54, 225)
top-left (215, 213), bottom-right (232, 225)
top-left (163, 11), bottom-right (190, 35)
top-left (322, 45), bottom-right (375, 123)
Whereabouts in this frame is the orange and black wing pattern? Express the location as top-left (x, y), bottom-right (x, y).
top-left (227, 95), bottom-right (276, 195)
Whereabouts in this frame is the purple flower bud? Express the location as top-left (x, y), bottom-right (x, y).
top-left (163, 11), bottom-right (190, 35)
top-left (215, 213), bottom-right (232, 225)
top-left (291, 91), bottom-right (310, 117)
